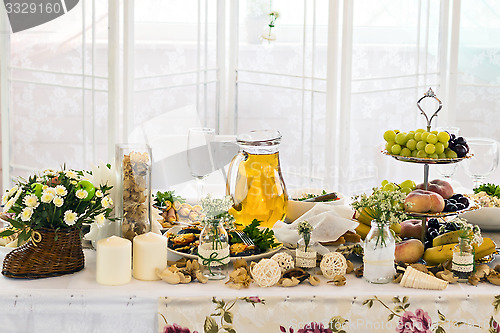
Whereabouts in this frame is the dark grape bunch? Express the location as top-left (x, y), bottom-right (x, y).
top-left (447, 134), bottom-right (469, 158)
top-left (443, 193), bottom-right (469, 212)
top-left (425, 218), bottom-right (459, 249)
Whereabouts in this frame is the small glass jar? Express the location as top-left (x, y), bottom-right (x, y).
top-left (363, 220), bottom-right (396, 284)
top-left (198, 218), bottom-right (230, 280)
top-left (295, 238), bottom-right (317, 269)
top-left (452, 237), bottom-right (474, 282)
top-left (116, 144), bottom-right (152, 242)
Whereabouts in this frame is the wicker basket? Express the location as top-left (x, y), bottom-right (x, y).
top-left (2, 227), bottom-right (84, 279)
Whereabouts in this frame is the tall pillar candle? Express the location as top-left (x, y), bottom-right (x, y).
top-left (133, 232), bottom-right (167, 281)
top-left (96, 236), bottom-right (132, 285)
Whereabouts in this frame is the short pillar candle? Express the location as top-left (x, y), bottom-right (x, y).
top-left (133, 232), bottom-right (167, 281)
top-left (96, 236), bottom-right (132, 285)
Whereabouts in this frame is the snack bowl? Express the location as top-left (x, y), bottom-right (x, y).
top-left (461, 207), bottom-right (500, 231)
top-left (286, 188), bottom-right (345, 222)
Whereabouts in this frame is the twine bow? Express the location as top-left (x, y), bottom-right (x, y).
top-left (197, 252), bottom-right (229, 275)
top-left (29, 229), bottom-right (42, 246)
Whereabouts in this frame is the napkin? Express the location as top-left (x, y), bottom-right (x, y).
top-left (273, 204), bottom-right (359, 254)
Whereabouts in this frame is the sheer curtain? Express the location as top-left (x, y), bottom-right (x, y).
top-left (1, 0), bottom-right (499, 197)
top-left (0, 0), bottom-right (110, 186)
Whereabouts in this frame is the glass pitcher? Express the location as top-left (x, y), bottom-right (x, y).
top-left (226, 130), bottom-right (288, 229)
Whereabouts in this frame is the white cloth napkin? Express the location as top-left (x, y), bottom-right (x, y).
top-left (273, 204), bottom-right (359, 254)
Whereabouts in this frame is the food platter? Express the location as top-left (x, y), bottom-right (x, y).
top-left (406, 194), bottom-right (481, 218)
top-left (382, 150), bottom-right (472, 165)
top-left (164, 226), bottom-right (283, 262)
top-left (461, 207), bottom-right (500, 231)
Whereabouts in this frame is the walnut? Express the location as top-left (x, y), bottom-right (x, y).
top-left (393, 274), bottom-right (403, 283)
top-left (468, 275), bottom-right (480, 286)
top-left (354, 265), bottom-right (364, 278)
top-left (277, 277), bottom-right (300, 287)
top-left (308, 276), bottom-right (321, 286)
top-left (410, 263), bottom-right (428, 274)
top-left (474, 264), bottom-right (492, 280)
top-left (156, 259), bottom-right (206, 284)
top-left (436, 269), bottom-right (458, 284)
top-left (345, 260), bottom-right (354, 274)
top-left (487, 271), bottom-right (500, 286)
top-left (328, 275), bottom-right (346, 286)
top-left (225, 267), bottom-right (252, 289)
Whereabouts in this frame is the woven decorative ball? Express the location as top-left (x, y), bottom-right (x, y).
top-left (251, 259), bottom-right (282, 287)
top-left (271, 252), bottom-right (295, 273)
top-left (320, 252), bottom-right (347, 279)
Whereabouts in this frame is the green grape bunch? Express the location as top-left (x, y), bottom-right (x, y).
top-left (383, 129), bottom-right (457, 159)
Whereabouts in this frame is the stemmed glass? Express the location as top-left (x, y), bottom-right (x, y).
top-left (436, 127), bottom-right (460, 180)
top-left (463, 138), bottom-right (499, 189)
top-left (187, 128), bottom-right (215, 200)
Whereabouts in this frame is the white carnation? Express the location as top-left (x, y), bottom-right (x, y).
top-left (53, 196), bottom-right (64, 207)
top-left (64, 210), bottom-right (78, 226)
top-left (76, 189), bottom-right (88, 200)
top-left (20, 207), bottom-right (33, 222)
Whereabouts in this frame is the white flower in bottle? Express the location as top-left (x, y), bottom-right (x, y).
top-left (95, 190), bottom-right (103, 198)
top-left (64, 210), bottom-right (78, 226)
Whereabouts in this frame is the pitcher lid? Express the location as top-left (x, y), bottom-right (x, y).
top-left (236, 130), bottom-right (281, 146)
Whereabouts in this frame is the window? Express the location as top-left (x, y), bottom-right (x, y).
top-left (2, 0), bottom-right (500, 195)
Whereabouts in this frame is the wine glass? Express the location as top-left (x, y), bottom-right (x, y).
top-left (187, 128), bottom-right (215, 200)
top-left (436, 127), bottom-right (460, 180)
top-left (463, 138), bottom-right (499, 189)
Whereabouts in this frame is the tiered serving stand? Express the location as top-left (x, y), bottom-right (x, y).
top-left (383, 88), bottom-right (477, 242)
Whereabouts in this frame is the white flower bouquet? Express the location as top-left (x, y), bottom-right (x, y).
top-left (0, 168), bottom-right (114, 244)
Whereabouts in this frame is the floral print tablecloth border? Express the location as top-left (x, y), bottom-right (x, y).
top-left (159, 294), bottom-right (500, 333)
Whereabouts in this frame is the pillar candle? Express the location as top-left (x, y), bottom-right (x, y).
top-left (96, 236), bottom-right (132, 286)
top-left (133, 232), bottom-right (167, 281)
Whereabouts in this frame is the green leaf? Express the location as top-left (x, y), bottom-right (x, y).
top-left (403, 303), bottom-right (410, 309)
top-left (392, 297), bottom-right (400, 304)
top-left (474, 183), bottom-right (500, 198)
top-left (238, 219), bottom-right (279, 251)
top-left (204, 316), bottom-right (218, 333)
top-left (224, 328), bottom-right (236, 333)
top-left (395, 305), bottom-right (404, 313)
top-left (223, 311), bottom-right (233, 324)
top-left (438, 310), bottom-right (446, 322)
top-left (402, 296), bottom-right (409, 304)
top-left (9, 219), bottom-right (24, 229)
top-left (388, 313), bottom-right (394, 321)
top-left (455, 322), bottom-right (465, 327)
top-left (153, 190), bottom-right (185, 206)
top-left (0, 229), bottom-right (16, 237)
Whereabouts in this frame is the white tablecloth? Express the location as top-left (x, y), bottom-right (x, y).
top-left (0, 249), bottom-right (499, 333)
